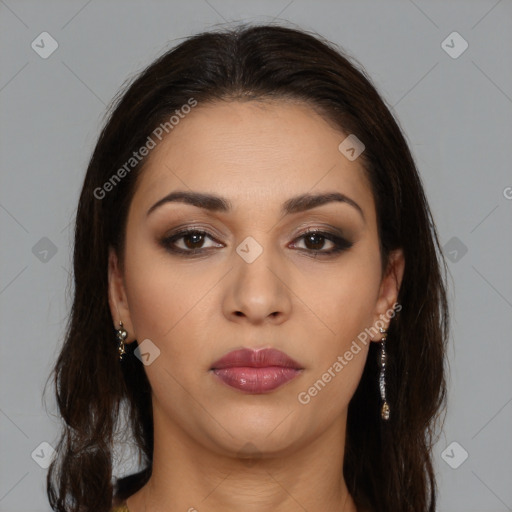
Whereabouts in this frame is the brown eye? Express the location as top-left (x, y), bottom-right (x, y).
top-left (290, 230), bottom-right (353, 257)
top-left (161, 229), bottom-right (223, 254)
top-left (182, 232), bottom-right (206, 250)
top-left (161, 228), bottom-right (353, 258)
top-left (302, 232), bottom-right (332, 251)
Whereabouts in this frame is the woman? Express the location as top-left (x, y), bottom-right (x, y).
top-left (46, 23), bottom-right (449, 512)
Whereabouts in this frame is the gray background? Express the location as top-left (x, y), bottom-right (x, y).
top-left (1, 0), bottom-right (511, 511)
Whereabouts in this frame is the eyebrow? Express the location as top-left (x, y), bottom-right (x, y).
top-left (146, 190), bottom-right (365, 221)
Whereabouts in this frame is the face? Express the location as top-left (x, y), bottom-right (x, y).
top-left (108, 100), bottom-right (404, 458)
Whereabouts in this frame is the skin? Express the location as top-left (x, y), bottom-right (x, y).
top-left (108, 99), bottom-right (405, 512)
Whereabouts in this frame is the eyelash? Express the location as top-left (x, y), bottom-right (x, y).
top-left (160, 228), bottom-right (353, 258)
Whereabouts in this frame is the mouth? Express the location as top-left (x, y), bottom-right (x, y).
top-left (209, 347), bottom-right (304, 394)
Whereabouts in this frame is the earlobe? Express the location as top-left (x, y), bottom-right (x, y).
top-left (107, 246), bottom-right (135, 343)
top-left (370, 248), bottom-right (405, 341)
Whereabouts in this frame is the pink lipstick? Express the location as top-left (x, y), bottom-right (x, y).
top-left (210, 348), bottom-right (303, 393)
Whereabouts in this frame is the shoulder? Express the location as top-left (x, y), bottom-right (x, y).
top-left (110, 500), bottom-right (130, 512)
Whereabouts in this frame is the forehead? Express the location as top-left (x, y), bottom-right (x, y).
top-left (131, 100), bottom-right (374, 219)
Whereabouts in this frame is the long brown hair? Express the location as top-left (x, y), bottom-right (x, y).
top-left (45, 23), bottom-right (449, 512)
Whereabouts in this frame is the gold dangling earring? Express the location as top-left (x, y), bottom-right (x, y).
top-left (379, 327), bottom-right (390, 421)
top-left (116, 321), bottom-right (128, 361)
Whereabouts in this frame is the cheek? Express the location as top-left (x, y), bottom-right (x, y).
top-left (124, 259), bottom-right (180, 340)
top-left (301, 253), bottom-right (381, 342)
top-left (123, 242), bottom-right (218, 360)
top-left (295, 262), bottom-right (377, 413)
top-left (122, 232), bottom-right (181, 339)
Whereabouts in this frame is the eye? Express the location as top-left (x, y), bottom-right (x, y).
top-left (290, 229), bottom-right (353, 257)
top-left (160, 228), bottom-right (353, 257)
top-left (160, 229), bottom-right (223, 254)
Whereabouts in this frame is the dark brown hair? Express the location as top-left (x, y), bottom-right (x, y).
top-left (45, 23), bottom-right (449, 512)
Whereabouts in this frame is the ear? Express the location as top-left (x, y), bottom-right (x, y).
top-left (108, 246), bottom-right (136, 343)
top-left (370, 248), bottom-right (405, 341)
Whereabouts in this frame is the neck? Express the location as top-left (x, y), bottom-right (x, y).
top-left (126, 400), bottom-right (359, 512)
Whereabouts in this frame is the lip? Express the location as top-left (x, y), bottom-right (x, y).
top-left (210, 348), bottom-right (304, 393)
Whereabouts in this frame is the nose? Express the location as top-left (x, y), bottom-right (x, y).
top-left (222, 240), bottom-right (293, 325)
